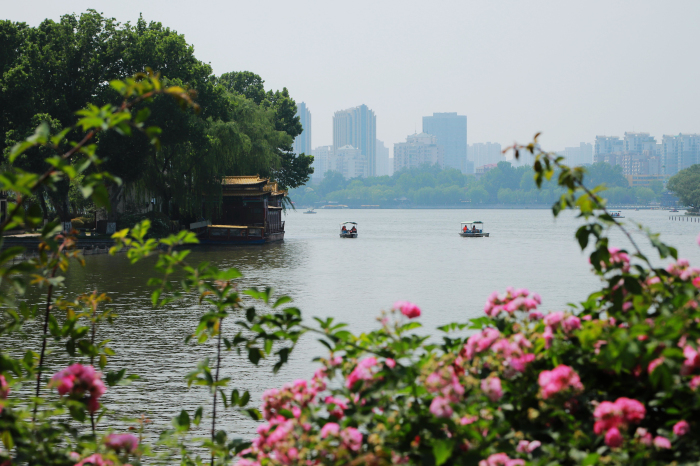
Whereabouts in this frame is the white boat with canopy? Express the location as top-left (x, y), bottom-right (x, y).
top-left (610, 210), bottom-right (624, 219)
top-left (340, 222), bottom-right (358, 238)
top-left (459, 221), bottom-right (489, 237)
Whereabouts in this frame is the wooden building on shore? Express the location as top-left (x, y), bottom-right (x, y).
top-left (194, 176), bottom-right (286, 244)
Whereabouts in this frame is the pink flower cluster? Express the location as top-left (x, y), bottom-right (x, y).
top-left (666, 258), bottom-right (700, 281)
top-left (634, 428), bottom-right (671, 449)
top-left (320, 423), bottom-right (363, 451)
top-left (516, 440), bottom-right (541, 453)
top-left (250, 415), bottom-right (302, 464)
top-left (604, 247), bottom-right (631, 273)
top-left (537, 365), bottom-right (583, 400)
top-left (479, 453), bottom-right (525, 466)
top-left (492, 334), bottom-right (535, 377)
top-left (50, 364), bottom-right (106, 412)
top-left (74, 454), bottom-right (112, 466)
top-left (262, 372), bottom-right (326, 421)
top-left (542, 312), bottom-right (581, 348)
top-left (346, 357), bottom-right (379, 390)
top-left (104, 433), bottom-right (139, 453)
top-left (394, 301), bottom-right (421, 319)
top-left (464, 329), bottom-right (536, 376)
top-left (483, 288), bottom-right (541, 318)
top-left (426, 365), bottom-right (465, 418)
top-left (681, 343), bottom-right (700, 375)
top-left (593, 397), bottom-right (646, 447)
top-left (464, 328), bottom-right (501, 359)
top-left (0, 375), bottom-right (9, 413)
top-left (480, 376), bottom-right (503, 402)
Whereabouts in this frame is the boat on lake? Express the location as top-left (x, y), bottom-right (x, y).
top-left (303, 208), bottom-right (316, 214)
top-left (340, 222), bottom-right (358, 238)
top-left (459, 221), bottom-right (489, 237)
top-left (610, 210), bottom-right (624, 219)
top-left (193, 176), bottom-right (286, 244)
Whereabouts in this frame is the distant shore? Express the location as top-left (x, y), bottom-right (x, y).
top-left (303, 205), bottom-right (680, 210)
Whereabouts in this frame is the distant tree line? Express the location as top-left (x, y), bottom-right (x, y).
top-left (0, 10), bottom-right (313, 224)
top-left (290, 162), bottom-right (665, 207)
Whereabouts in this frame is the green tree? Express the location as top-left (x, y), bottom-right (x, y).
top-left (667, 164), bottom-right (700, 209)
top-left (584, 162), bottom-right (629, 188)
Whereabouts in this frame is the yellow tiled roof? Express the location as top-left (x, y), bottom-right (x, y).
top-left (222, 176), bottom-right (267, 185)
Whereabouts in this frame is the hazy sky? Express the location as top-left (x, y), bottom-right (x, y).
top-left (5, 0), bottom-right (700, 154)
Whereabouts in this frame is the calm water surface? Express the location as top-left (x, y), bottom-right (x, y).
top-left (17, 209), bottom-right (700, 439)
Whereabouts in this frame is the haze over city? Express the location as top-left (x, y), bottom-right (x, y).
top-left (4, 0), bottom-right (700, 153)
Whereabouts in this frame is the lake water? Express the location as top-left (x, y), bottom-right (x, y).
top-left (15, 208), bottom-right (700, 440)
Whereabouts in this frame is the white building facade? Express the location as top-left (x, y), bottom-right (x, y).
top-left (393, 133), bottom-right (444, 172)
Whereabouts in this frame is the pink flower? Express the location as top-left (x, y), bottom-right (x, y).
top-left (50, 364), bottom-right (105, 413)
top-left (537, 365), bottom-right (583, 400)
top-left (516, 440), bottom-right (541, 453)
top-left (464, 328), bottom-right (501, 359)
top-left (636, 427), bottom-right (653, 446)
top-left (320, 422), bottom-right (339, 438)
top-left (481, 376), bottom-right (503, 402)
top-left (682, 345), bottom-right (700, 373)
top-left (74, 454), bottom-right (112, 466)
top-left (653, 436), bottom-right (671, 449)
top-left (394, 301), bottom-right (421, 319)
top-left (562, 315), bottom-right (581, 332)
top-left (460, 415), bottom-right (477, 425)
top-left (690, 376), bottom-right (700, 390)
top-left (673, 420), bottom-right (690, 436)
top-left (429, 396), bottom-right (453, 418)
top-left (484, 288), bottom-right (540, 317)
top-left (529, 311), bottom-right (544, 321)
top-left (340, 427), bottom-right (362, 451)
top-left (346, 357), bottom-right (378, 390)
top-left (648, 357), bottom-right (664, 374)
top-left (593, 397), bottom-right (645, 436)
top-left (0, 375), bottom-right (9, 400)
top-left (385, 358), bottom-right (396, 368)
top-left (507, 353), bottom-right (535, 374)
top-left (544, 312), bottom-right (564, 328)
top-left (324, 396), bottom-right (348, 419)
top-left (478, 453), bottom-right (524, 466)
top-left (605, 427), bottom-right (623, 448)
top-left (104, 433), bottom-right (139, 453)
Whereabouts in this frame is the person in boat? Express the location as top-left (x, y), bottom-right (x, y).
top-left (463, 225), bottom-right (468, 233)
top-left (472, 225), bottom-right (476, 232)
top-left (350, 226), bottom-right (357, 234)
top-left (342, 225), bottom-right (348, 234)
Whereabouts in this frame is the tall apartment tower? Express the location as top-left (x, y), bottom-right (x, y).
top-left (292, 102), bottom-right (312, 155)
top-left (422, 112), bottom-right (467, 173)
top-left (661, 134), bottom-right (700, 175)
top-left (375, 140), bottom-right (390, 177)
top-left (333, 105), bottom-right (377, 177)
top-left (468, 142), bottom-right (502, 169)
top-left (594, 136), bottom-right (624, 163)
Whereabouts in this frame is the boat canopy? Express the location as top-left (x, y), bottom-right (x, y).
top-left (461, 221), bottom-right (483, 225)
top-left (340, 222), bottom-right (357, 225)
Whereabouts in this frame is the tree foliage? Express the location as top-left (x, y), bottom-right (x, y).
top-left (667, 164), bottom-right (700, 210)
top-left (0, 11), bottom-right (313, 221)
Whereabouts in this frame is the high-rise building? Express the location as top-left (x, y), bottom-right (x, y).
top-left (310, 145), bottom-right (334, 182)
top-left (334, 145), bottom-right (367, 179)
top-left (623, 132), bottom-right (656, 154)
top-left (422, 112), bottom-right (467, 173)
top-left (563, 142), bottom-right (593, 166)
top-left (594, 136), bottom-right (624, 162)
top-left (662, 134), bottom-right (700, 175)
top-left (393, 133), bottom-right (444, 172)
top-left (333, 105), bottom-right (377, 176)
top-left (375, 140), bottom-right (390, 177)
top-left (292, 102), bottom-right (311, 155)
top-left (468, 142), bottom-right (502, 170)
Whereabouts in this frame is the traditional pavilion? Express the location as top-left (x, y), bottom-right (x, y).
top-left (196, 176), bottom-right (286, 244)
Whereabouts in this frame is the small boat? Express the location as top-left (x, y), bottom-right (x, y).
top-left (340, 221), bottom-right (358, 238)
top-left (459, 221), bottom-right (489, 237)
top-left (304, 208), bottom-right (316, 214)
top-left (670, 209), bottom-right (679, 212)
top-left (610, 210), bottom-right (624, 219)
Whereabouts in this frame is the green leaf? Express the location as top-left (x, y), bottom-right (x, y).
top-left (432, 439), bottom-right (454, 466)
top-left (273, 296), bottom-right (293, 308)
top-left (106, 369), bottom-right (126, 386)
top-left (239, 390), bottom-right (250, 407)
top-left (193, 407), bottom-right (203, 426)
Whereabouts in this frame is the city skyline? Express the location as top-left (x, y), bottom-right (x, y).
top-left (5, 1), bottom-right (699, 153)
